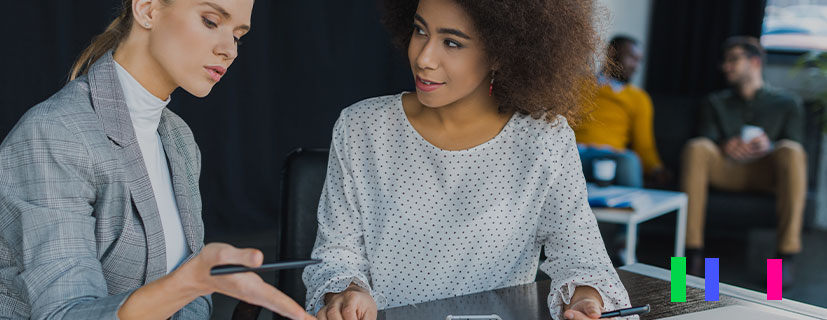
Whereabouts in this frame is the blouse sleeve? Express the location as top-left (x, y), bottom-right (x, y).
top-left (301, 114), bottom-right (387, 314)
top-left (536, 120), bottom-right (636, 319)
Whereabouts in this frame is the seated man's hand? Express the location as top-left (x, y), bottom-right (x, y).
top-left (723, 137), bottom-right (753, 162)
top-left (319, 283), bottom-right (377, 320)
top-left (564, 286), bottom-right (607, 319)
top-left (746, 133), bottom-right (772, 158)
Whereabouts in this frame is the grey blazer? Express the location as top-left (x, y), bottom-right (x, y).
top-left (0, 51), bottom-right (211, 319)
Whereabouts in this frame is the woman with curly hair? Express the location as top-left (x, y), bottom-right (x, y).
top-left (302, 0), bottom-right (632, 319)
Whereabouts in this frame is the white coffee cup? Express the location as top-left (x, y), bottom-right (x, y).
top-left (593, 159), bottom-right (617, 182)
top-left (741, 125), bottom-right (764, 142)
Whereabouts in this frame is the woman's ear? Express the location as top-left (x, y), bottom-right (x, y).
top-left (133, 0), bottom-right (156, 29)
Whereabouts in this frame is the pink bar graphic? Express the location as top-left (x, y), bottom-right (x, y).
top-left (767, 259), bottom-right (782, 300)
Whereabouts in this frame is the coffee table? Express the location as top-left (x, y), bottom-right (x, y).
top-left (588, 183), bottom-right (688, 265)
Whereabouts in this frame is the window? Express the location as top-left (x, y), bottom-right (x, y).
top-left (762, 0), bottom-right (827, 52)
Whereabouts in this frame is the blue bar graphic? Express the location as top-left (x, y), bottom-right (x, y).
top-left (705, 258), bottom-right (719, 301)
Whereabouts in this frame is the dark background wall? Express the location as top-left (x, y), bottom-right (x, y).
top-left (644, 0), bottom-right (766, 96)
top-left (0, 0), bottom-right (412, 239)
top-left (0, 0), bottom-right (773, 240)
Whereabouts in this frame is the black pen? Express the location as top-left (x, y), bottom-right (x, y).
top-left (210, 259), bottom-right (322, 276)
top-left (599, 304), bottom-right (650, 318)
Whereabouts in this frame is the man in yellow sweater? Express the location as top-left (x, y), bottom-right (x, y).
top-left (575, 36), bottom-right (670, 187)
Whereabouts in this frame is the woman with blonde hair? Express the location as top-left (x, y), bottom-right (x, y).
top-left (0, 0), bottom-right (312, 319)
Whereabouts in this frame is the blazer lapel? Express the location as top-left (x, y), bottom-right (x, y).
top-left (87, 51), bottom-right (168, 283)
top-left (157, 111), bottom-right (203, 255)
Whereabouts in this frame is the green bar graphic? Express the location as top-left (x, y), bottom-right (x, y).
top-left (671, 257), bottom-right (686, 302)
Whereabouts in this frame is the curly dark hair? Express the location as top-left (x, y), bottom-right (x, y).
top-left (381, 0), bottom-right (602, 125)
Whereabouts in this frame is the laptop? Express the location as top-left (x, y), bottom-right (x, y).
top-left (660, 305), bottom-right (809, 320)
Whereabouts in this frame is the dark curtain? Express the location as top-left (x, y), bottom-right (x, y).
top-left (645, 0), bottom-right (767, 96)
top-left (0, 0), bottom-right (412, 238)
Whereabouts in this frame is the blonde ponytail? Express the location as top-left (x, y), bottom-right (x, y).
top-left (69, 0), bottom-right (133, 80)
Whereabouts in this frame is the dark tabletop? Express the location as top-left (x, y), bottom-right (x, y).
top-left (377, 270), bottom-right (743, 319)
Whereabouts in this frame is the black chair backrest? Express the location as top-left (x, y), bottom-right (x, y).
top-left (650, 94), bottom-right (700, 180)
top-left (277, 148), bottom-right (330, 307)
top-left (802, 100), bottom-right (824, 190)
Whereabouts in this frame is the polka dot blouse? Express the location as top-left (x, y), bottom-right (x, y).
top-left (302, 93), bottom-right (634, 319)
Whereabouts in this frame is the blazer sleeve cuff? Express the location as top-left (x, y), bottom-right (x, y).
top-left (49, 290), bottom-right (134, 320)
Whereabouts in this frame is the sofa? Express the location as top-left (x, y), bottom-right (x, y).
top-left (649, 95), bottom-right (823, 233)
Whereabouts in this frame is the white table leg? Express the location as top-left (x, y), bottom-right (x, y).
top-left (625, 222), bottom-right (638, 265)
top-left (675, 197), bottom-right (687, 257)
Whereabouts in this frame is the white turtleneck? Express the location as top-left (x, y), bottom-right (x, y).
top-left (114, 61), bottom-right (191, 274)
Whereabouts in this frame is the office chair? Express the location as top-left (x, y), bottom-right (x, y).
top-left (233, 148), bottom-right (329, 320)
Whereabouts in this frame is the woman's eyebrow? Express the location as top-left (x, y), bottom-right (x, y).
top-left (200, 1), bottom-right (250, 31)
top-left (414, 13), bottom-right (428, 28)
top-left (438, 28), bottom-right (471, 40)
top-left (414, 13), bottom-right (471, 40)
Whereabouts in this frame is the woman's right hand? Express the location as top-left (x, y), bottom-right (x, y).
top-left (318, 283), bottom-right (377, 320)
top-left (175, 243), bottom-right (315, 320)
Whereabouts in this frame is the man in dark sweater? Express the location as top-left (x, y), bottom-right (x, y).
top-left (681, 36), bottom-right (805, 286)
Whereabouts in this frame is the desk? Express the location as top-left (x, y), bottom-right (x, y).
top-left (588, 184), bottom-right (688, 265)
top-left (377, 263), bottom-right (826, 319)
